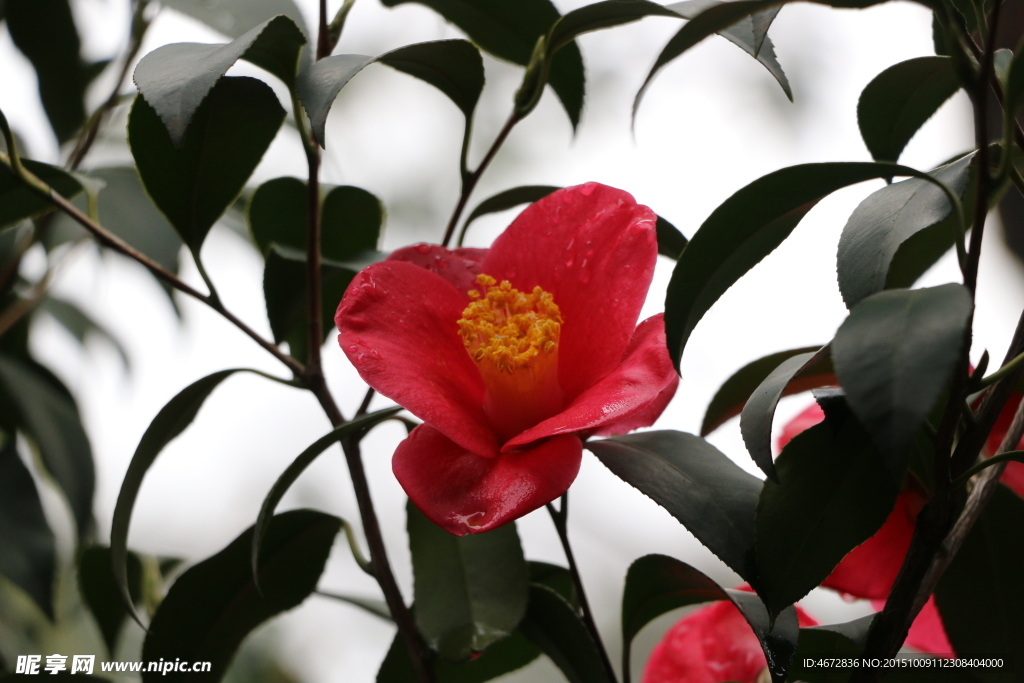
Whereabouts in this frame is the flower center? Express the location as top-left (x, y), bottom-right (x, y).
top-left (458, 274), bottom-right (564, 441)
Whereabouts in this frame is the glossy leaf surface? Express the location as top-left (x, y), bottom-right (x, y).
top-left (702, 345), bottom-right (828, 436)
top-left (160, 0), bottom-right (310, 40)
top-left (408, 503), bottom-right (529, 661)
top-left (756, 411), bottom-right (901, 618)
top-left (377, 40), bottom-right (485, 121)
top-left (519, 585), bottom-right (613, 683)
top-left (740, 348), bottom-right (834, 482)
top-left (129, 77), bottom-right (285, 254)
top-left (857, 56), bottom-right (962, 163)
top-left (588, 431), bottom-right (761, 582)
top-left (133, 15), bottom-right (304, 144)
top-left (837, 153), bottom-right (973, 307)
top-left (832, 284), bottom-right (972, 471)
top-left (141, 510), bottom-right (340, 682)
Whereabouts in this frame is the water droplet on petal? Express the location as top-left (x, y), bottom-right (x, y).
top-left (580, 184), bottom-right (595, 196)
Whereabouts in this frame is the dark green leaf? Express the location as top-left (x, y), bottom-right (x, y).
top-left (129, 77), bottom-right (285, 254)
top-left (0, 435), bottom-right (55, 619)
top-left (6, 0), bottom-right (89, 143)
top-left (160, 0), bottom-right (310, 40)
top-left (263, 245), bottom-right (384, 362)
top-left (527, 561), bottom-right (576, 607)
top-left (379, 0), bottom-right (585, 130)
top-left (740, 347), bottom-right (833, 482)
top-left (78, 546), bottom-right (143, 656)
top-left (838, 154), bottom-right (973, 307)
top-left (659, 0), bottom-right (791, 103)
top-left (756, 411), bottom-right (901, 618)
top-left (377, 628), bottom-right (540, 682)
top-left (702, 345), bottom-right (829, 436)
top-left (833, 284), bottom-right (972, 471)
top-left (663, 161), bottom-right (938, 370)
top-left (133, 15), bottom-right (304, 144)
top-left (110, 368), bottom-right (261, 625)
top-left (0, 355), bottom-right (93, 540)
top-left (519, 585), bottom-right (613, 683)
top-left (408, 502), bottom-right (528, 661)
top-left (141, 510), bottom-right (340, 682)
top-left (621, 554), bottom-right (799, 683)
top-left (378, 40), bottom-right (485, 121)
top-left (39, 297), bottom-right (130, 370)
top-left (251, 408), bottom-right (401, 583)
top-left (0, 159), bottom-right (82, 231)
top-left (787, 615), bottom-right (874, 682)
top-left (248, 177), bottom-right (307, 257)
top-left (936, 484), bottom-right (1024, 680)
top-left (461, 185), bottom-right (685, 257)
top-left (857, 57), bottom-right (962, 163)
top-left (1007, 38), bottom-right (1024, 117)
top-left (547, 0), bottom-right (679, 54)
top-left (587, 430), bottom-right (761, 582)
top-left (296, 54), bottom-right (376, 147)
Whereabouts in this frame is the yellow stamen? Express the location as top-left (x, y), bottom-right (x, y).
top-left (458, 274), bottom-right (564, 440)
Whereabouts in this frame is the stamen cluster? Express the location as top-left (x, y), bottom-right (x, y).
top-left (458, 274), bottom-right (562, 373)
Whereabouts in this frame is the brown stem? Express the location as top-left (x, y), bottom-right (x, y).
top-left (441, 111), bottom-right (520, 248)
top-left (304, 146), bottom-right (325, 381)
top-left (546, 496), bottom-right (619, 683)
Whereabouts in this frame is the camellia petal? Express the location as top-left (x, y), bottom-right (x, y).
top-left (480, 183), bottom-right (659, 400)
top-left (388, 243), bottom-right (486, 294)
top-left (985, 391), bottom-right (1024, 498)
top-left (336, 260), bottom-right (498, 457)
top-left (505, 315), bottom-right (677, 449)
top-left (394, 424), bottom-right (583, 535)
top-left (642, 588), bottom-right (817, 683)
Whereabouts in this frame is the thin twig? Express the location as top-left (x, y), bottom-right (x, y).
top-left (441, 111), bottom-right (520, 247)
top-left (547, 495), bottom-right (619, 683)
top-left (356, 387), bottom-right (376, 417)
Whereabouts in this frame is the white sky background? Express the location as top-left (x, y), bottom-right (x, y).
top-left (4, 0), bottom-right (1024, 680)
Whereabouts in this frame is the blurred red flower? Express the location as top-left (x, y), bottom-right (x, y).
top-left (642, 588), bottom-right (818, 683)
top-left (773, 392), bottom-right (1024, 655)
top-left (335, 183), bottom-right (678, 535)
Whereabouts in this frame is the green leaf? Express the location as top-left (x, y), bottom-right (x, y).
top-left (527, 561), bottom-right (576, 607)
top-left (547, 0), bottom-right (679, 54)
top-left (659, 0), bottom-right (791, 103)
top-left (0, 159), bottom-right (82, 231)
top-left (248, 177), bottom-right (308, 257)
top-left (0, 435), bottom-right (56, 620)
top-left (378, 40), bottom-right (485, 121)
top-left (857, 57), bottom-right (962, 163)
top-left (78, 545), bottom-right (143, 656)
top-left (129, 77), bottom-right (286, 254)
top-left (461, 185), bottom-right (686, 257)
top-left (0, 355), bottom-right (93, 540)
top-left (6, 0), bottom-right (89, 143)
top-left (263, 245), bottom-right (384, 362)
top-left (379, 0), bottom-right (585, 130)
top-left (838, 153), bottom-right (973, 307)
top-left (296, 54), bottom-right (376, 147)
top-left (133, 15), bottom-right (305, 145)
top-left (832, 284), bottom-right (972, 471)
top-left (740, 348), bottom-right (833, 482)
top-left (39, 297), bottom-right (130, 371)
top-left (663, 161), bottom-right (942, 370)
top-left (701, 345), bottom-right (829, 436)
top-left (160, 0), bottom-right (310, 40)
top-left (377, 628), bottom-right (540, 682)
top-left (110, 368), bottom-right (263, 626)
top-left (756, 409), bottom-right (901, 619)
top-left (787, 615), bottom-right (874, 683)
top-left (1007, 38), bottom-right (1024, 116)
top-left (141, 510), bottom-right (340, 682)
top-left (587, 430), bottom-right (761, 583)
top-left (408, 502), bottom-right (529, 661)
top-left (519, 585), bottom-right (613, 683)
top-left (936, 485), bottom-right (1024, 681)
top-left (251, 408), bottom-right (401, 582)
top-left (621, 554), bottom-right (799, 683)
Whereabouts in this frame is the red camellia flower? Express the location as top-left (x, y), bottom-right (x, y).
top-left (642, 588), bottom-right (818, 683)
top-left (335, 183), bottom-right (679, 535)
